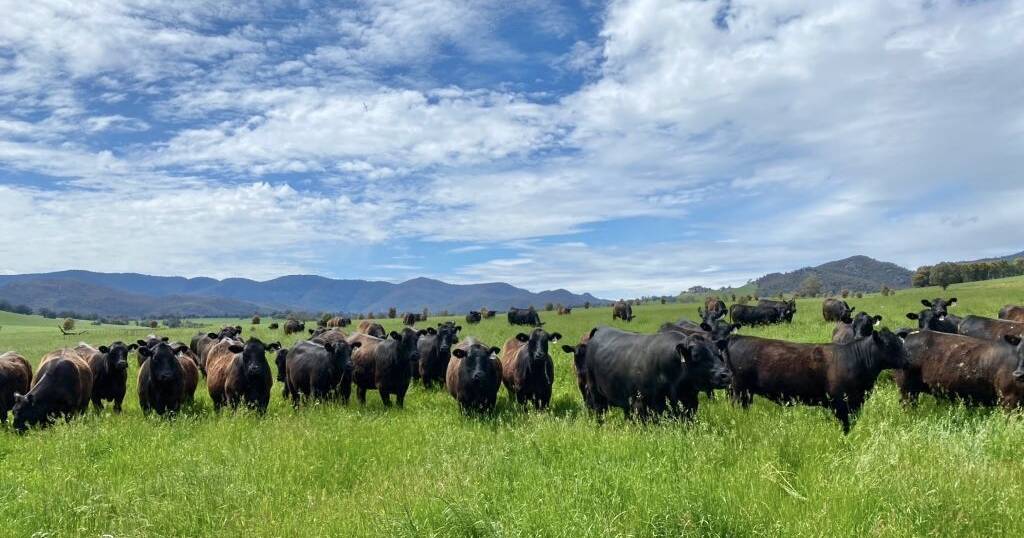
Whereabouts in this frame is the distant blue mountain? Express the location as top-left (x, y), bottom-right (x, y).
top-left (0, 271), bottom-right (604, 318)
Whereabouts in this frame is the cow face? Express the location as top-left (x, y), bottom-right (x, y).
top-left (240, 339), bottom-right (275, 379)
top-left (561, 343), bottom-right (590, 403)
top-left (99, 341), bottom-right (135, 372)
top-left (872, 328), bottom-right (909, 369)
top-left (677, 335), bottom-right (732, 389)
top-left (453, 345), bottom-right (500, 384)
top-left (325, 341), bottom-right (359, 374)
top-left (1003, 335), bottom-right (1024, 380)
top-left (783, 301), bottom-right (797, 322)
top-left (699, 319), bottom-right (740, 352)
top-left (393, 329), bottom-right (421, 365)
top-left (143, 342), bottom-right (185, 384)
top-left (906, 310), bottom-right (957, 333)
top-left (518, 329), bottom-right (561, 362)
top-left (12, 391), bottom-right (51, 433)
top-left (922, 298), bottom-right (957, 317)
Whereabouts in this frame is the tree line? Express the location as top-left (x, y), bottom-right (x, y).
top-left (913, 258), bottom-right (1024, 290)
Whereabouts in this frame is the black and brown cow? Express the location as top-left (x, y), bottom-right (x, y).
top-left (500, 328), bottom-right (561, 410)
top-left (612, 301), bottom-right (634, 322)
top-left (348, 329), bottom-right (420, 407)
top-left (12, 350), bottom-right (93, 432)
top-left (0, 352), bottom-right (32, 424)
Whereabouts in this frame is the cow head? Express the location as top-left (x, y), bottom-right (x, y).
top-left (452, 344), bottom-right (501, 384)
top-left (1003, 335), bottom-right (1024, 381)
top-left (239, 338), bottom-right (278, 379)
top-left (516, 328), bottom-right (561, 363)
top-left (922, 298), bottom-right (957, 317)
top-left (139, 342), bottom-right (187, 383)
top-left (782, 300), bottom-right (797, 322)
top-left (698, 319), bottom-right (740, 352)
top-left (392, 329), bottom-right (421, 365)
top-left (99, 341), bottom-right (136, 371)
top-left (677, 334), bottom-right (732, 389)
top-left (906, 310), bottom-right (957, 333)
top-left (11, 388), bottom-right (51, 433)
top-left (324, 340), bottom-right (360, 374)
top-left (872, 328), bottom-right (909, 369)
top-left (851, 312), bottom-right (883, 339)
top-left (274, 348), bottom-right (289, 383)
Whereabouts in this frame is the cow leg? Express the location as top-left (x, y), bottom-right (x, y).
top-left (113, 394), bottom-right (124, 414)
top-left (831, 397), bottom-right (851, 434)
top-left (395, 386), bottom-right (407, 408)
top-left (379, 390), bottom-right (392, 407)
top-left (679, 391), bottom-right (699, 420)
top-left (357, 387), bottom-right (367, 406)
top-left (91, 395), bottom-right (104, 412)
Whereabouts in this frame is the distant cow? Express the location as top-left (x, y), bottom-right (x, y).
top-left (999, 305), bottom-right (1024, 323)
top-left (958, 315), bottom-right (1024, 343)
top-left (206, 338), bottom-right (280, 413)
top-left (922, 298), bottom-right (957, 317)
top-left (418, 324), bottom-right (461, 388)
top-left (702, 297), bottom-right (728, 321)
top-left (402, 313), bottom-right (417, 326)
top-left (481, 309), bottom-right (496, 319)
top-left (465, 311), bottom-right (482, 324)
top-left (832, 312), bottom-right (882, 344)
top-left (500, 328), bottom-right (562, 410)
top-left (727, 329), bottom-right (907, 432)
top-left (284, 339), bottom-right (361, 406)
top-left (12, 350), bottom-right (93, 432)
top-left (757, 299), bottom-right (797, 323)
top-left (729, 303), bottom-right (790, 326)
top-left (584, 327), bottom-right (731, 421)
top-left (268, 322), bottom-right (280, 330)
top-left (896, 330), bottom-right (1024, 408)
top-left (0, 352), bottom-right (32, 424)
top-left (822, 299), bottom-right (854, 323)
top-left (561, 329), bottom-right (597, 408)
top-left (284, 319), bottom-right (306, 336)
top-left (348, 329), bottom-right (420, 407)
top-left (446, 337), bottom-right (503, 413)
top-left (137, 341), bottom-right (192, 416)
top-left (612, 301), bottom-right (634, 322)
top-left (906, 309), bottom-right (958, 334)
top-left (356, 321), bottom-right (387, 339)
top-left (558, 306), bottom-right (573, 315)
top-left (507, 307), bottom-right (542, 327)
top-left (327, 316), bottom-right (351, 328)
top-left (75, 341), bottom-right (137, 413)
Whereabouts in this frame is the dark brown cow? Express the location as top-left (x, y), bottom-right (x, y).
top-left (465, 311), bottom-right (482, 324)
top-left (0, 352), bottom-right (32, 424)
top-left (557, 306), bottom-right (573, 315)
top-left (206, 338), bottom-right (280, 413)
top-left (958, 315), bottom-right (1024, 343)
top-left (12, 350), bottom-right (93, 432)
top-left (500, 328), bottom-right (561, 410)
top-left (356, 321), bottom-right (387, 338)
top-left (561, 329), bottom-right (596, 408)
top-left (612, 301), bottom-right (634, 322)
top-left (999, 305), bottom-right (1024, 323)
top-left (348, 329), bottom-right (420, 407)
top-left (446, 337), bottom-right (502, 413)
top-left (896, 330), bottom-right (1024, 408)
top-left (326, 316), bottom-right (351, 328)
top-left (822, 298), bottom-right (854, 322)
top-left (284, 319), bottom-right (306, 336)
top-left (702, 296), bottom-right (727, 321)
top-left (727, 330), bottom-right (908, 432)
top-left (75, 341), bottom-right (137, 413)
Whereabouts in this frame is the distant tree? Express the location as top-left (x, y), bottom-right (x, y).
top-left (11, 304), bottom-right (32, 315)
top-left (367, 312), bottom-right (375, 319)
top-left (62, 318), bottom-right (75, 331)
top-left (422, 307), bottom-right (429, 320)
top-left (660, 297), bottom-right (667, 305)
top-left (731, 294), bottom-right (737, 302)
top-left (912, 266), bottom-right (932, 288)
top-left (841, 289), bottom-right (850, 299)
top-left (880, 285), bottom-right (892, 297)
top-left (164, 317), bottom-right (183, 329)
top-left (251, 315), bottom-right (260, 325)
top-left (583, 302), bottom-right (591, 309)
top-left (855, 292), bottom-right (864, 299)
top-left (544, 303), bottom-right (554, 312)
top-left (148, 320), bottom-right (159, 329)
top-left (388, 307), bottom-right (397, 319)
top-left (929, 262), bottom-right (962, 290)
top-left (799, 274), bottom-right (823, 298)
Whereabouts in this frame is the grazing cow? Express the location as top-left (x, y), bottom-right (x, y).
top-left (482, 309), bottom-right (496, 319)
top-left (418, 323), bottom-right (461, 388)
top-left (284, 339), bottom-right (361, 406)
top-left (702, 296), bottom-right (728, 321)
top-left (822, 299), bottom-right (854, 322)
top-left (326, 316), bottom-right (351, 328)
top-left (998, 305), bottom-right (1024, 323)
top-left (284, 319), bottom-right (306, 336)
top-left (757, 299), bottom-right (797, 322)
top-left (612, 301), bottom-right (634, 322)
top-left (583, 327), bottom-right (731, 421)
top-left (500, 328), bottom-right (562, 410)
top-left (268, 322), bottom-right (280, 330)
top-left (402, 313), bottom-right (418, 326)
top-left (896, 330), bottom-right (1024, 408)
top-left (75, 341), bottom-right (137, 413)
top-left (137, 342), bottom-right (191, 416)
top-left (465, 311), bottom-right (482, 324)
top-left (832, 312), bottom-right (882, 344)
top-left (356, 321), bottom-right (387, 338)
top-left (206, 338), bottom-right (281, 413)
top-left (507, 307), bottom-right (542, 327)
top-left (729, 304), bottom-right (789, 326)
top-left (958, 315), bottom-right (1024, 343)
top-left (906, 309), bottom-right (958, 334)
top-left (446, 337), bottom-right (503, 413)
top-left (558, 306), bottom-right (573, 315)
top-left (727, 329), bottom-right (908, 432)
top-left (0, 352), bottom-right (32, 424)
top-left (922, 298), bottom-right (957, 317)
top-left (12, 350), bottom-right (93, 432)
top-left (348, 329), bottom-right (420, 407)
top-left (561, 329), bottom-right (597, 408)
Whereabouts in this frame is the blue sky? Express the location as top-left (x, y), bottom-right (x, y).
top-left (1, 0), bottom-right (1022, 298)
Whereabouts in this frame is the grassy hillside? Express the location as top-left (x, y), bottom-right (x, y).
top-left (2, 278), bottom-right (1024, 536)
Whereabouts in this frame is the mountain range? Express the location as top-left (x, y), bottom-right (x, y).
top-left (0, 271), bottom-right (603, 319)
top-left (753, 256), bottom-right (913, 297)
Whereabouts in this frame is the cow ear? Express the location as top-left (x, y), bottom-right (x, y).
top-left (921, 299), bottom-right (933, 307)
top-left (700, 322), bottom-right (712, 332)
top-left (561, 345), bottom-right (576, 354)
top-left (127, 343), bottom-right (138, 350)
top-left (98, 345), bottom-right (110, 353)
top-left (137, 346), bottom-right (153, 358)
top-left (207, 332), bottom-right (219, 339)
top-left (949, 298), bottom-right (957, 306)
top-left (390, 331), bottom-right (402, 340)
top-left (309, 329), bottom-right (315, 335)
top-left (896, 329), bottom-right (912, 339)
top-left (874, 315), bottom-right (883, 323)
top-left (228, 344), bottom-right (245, 354)
top-left (350, 341), bottom-right (362, 349)
top-left (549, 332), bottom-right (562, 342)
top-left (428, 327), bottom-right (437, 335)
top-left (161, 337), bottom-right (169, 342)
top-left (452, 348), bottom-right (467, 358)
top-left (906, 313), bottom-right (919, 320)
top-left (323, 342), bottom-right (335, 353)
top-left (174, 345), bottom-right (189, 354)
top-left (269, 342), bottom-right (281, 351)
top-left (489, 347), bottom-right (502, 356)
top-left (1004, 335), bottom-right (1022, 347)
top-left (515, 333), bottom-right (529, 343)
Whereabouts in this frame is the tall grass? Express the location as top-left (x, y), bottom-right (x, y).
top-left (2, 279), bottom-right (1024, 536)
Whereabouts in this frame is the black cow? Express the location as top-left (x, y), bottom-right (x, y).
top-left (12, 351), bottom-right (93, 433)
top-left (507, 307), bottom-right (542, 327)
top-left (465, 311), bottom-right (482, 324)
top-left (561, 329), bottom-right (597, 409)
top-left (274, 348), bottom-right (289, 397)
top-left (75, 341), bottom-right (137, 413)
top-left (822, 299), bottom-right (854, 323)
top-left (727, 329), bottom-right (907, 432)
top-left (758, 299), bottom-right (797, 322)
top-left (832, 312), bottom-right (882, 344)
top-left (284, 340), bottom-right (361, 406)
top-left (402, 313), bottom-right (418, 326)
top-left (418, 323), bottom-right (461, 388)
top-left (896, 330), bottom-right (1024, 408)
top-left (729, 303), bottom-right (790, 326)
top-left (583, 327), bottom-right (731, 421)
top-left (958, 315), bottom-right (1024, 343)
top-left (906, 310), bottom-right (958, 333)
top-left (446, 337), bottom-right (503, 413)
top-left (922, 298), bottom-right (957, 317)
top-left (349, 328), bottom-right (420, 407)
top-left (137, 342), bottom-right (190, 416)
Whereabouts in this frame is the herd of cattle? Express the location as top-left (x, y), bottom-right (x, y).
top-left (2, 296), bottom-right (1023, 434)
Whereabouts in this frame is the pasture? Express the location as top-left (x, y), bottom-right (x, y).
top-left (2, 279), bottom-right (1024, 536)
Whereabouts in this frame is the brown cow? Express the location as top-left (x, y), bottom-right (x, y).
top-left (702, 296), bottom-right (727, 321)
top-left (727, 330), bottom-right (908, 432)
top-left (501, 328), bottom-right (561, 409)
top-left (0, 352), bottom-right (32, 424)
top-left (612, 301), bottom-right (634, 322)
top-left (557, 306), bottom-right (573, 315)
top-left (896, 330), bottom-right (1024, 408)
top-left (822, 298), bottom-right (854, 323)
top-left (206, 338), bottom-right (280, 413)
top-left (12, 350), bottom-right (93, 432)
top-left (348, 329), bottom-right (420, 407)
top-left (356, 321), bottom-right (387, 338)
top-left (561, 329), bottom-right (596, 408)
top-left (310, 327), bottom-right (349, 346)
top-left (999, 305), bottom-right (1024, 323)
top-left (446, 337), bottom-right (502, 413)
top-left (326, 316), bottom-right (351, 328)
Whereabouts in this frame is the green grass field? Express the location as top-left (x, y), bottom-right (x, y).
top-left (2, 279), bottom-right (1024, 536)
